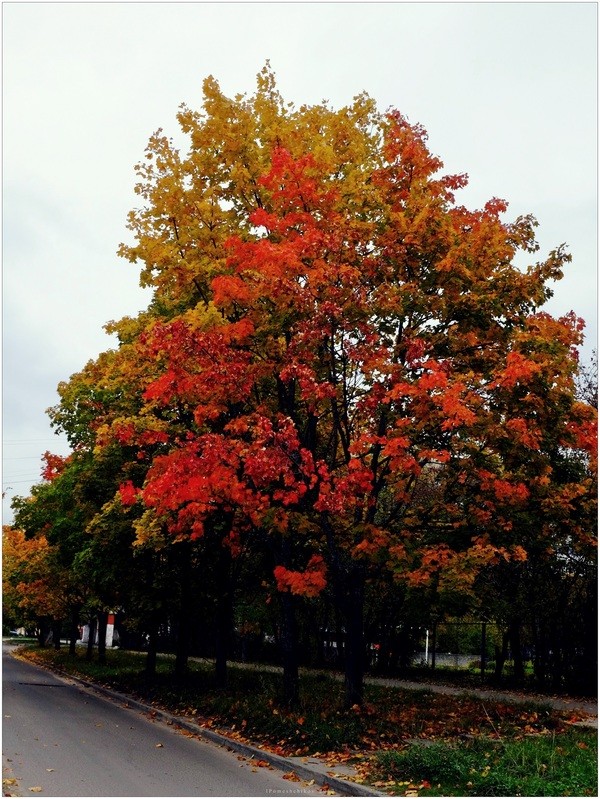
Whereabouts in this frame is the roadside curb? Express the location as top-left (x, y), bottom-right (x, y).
top-left (17, 653), bottom-right (384, 797)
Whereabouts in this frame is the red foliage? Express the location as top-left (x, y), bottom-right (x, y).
top-left (119, 480), bottom-right (141, 506)
top-left (273, 554), bottom-right (327, 598)
top-left (41, 451), bottom-right (70, 482)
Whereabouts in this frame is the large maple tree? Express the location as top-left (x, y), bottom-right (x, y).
top-left (37, 66), bottom-right (595, 706)
top-left (80, 66), bottom-right (592, 706)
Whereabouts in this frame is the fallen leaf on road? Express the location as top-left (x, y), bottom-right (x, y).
top-left (45, 769), bottom-right (54, 773)
top-left (29, 787), bottom-right (42, 792)
top-left (155, 743), bottom-right (164, 748)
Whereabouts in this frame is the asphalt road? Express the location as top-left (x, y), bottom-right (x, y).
top-left (2, 644), bottom-right (327, 797)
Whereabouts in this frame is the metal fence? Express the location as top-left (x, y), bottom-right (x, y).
top-left (410, 621), bottom-right (504, 674)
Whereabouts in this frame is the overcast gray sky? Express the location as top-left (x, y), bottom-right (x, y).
top-left (3, 2), bottom-right (597, 523)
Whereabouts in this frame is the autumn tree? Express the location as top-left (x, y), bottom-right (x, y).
top-left (10, 452), bottom-right (96, 650)
top-left (30, 65), bottom-right (595, 711)
top-left (47, 313), bottom-right (236, 677)
top-left (2, 524), bottom-right (73, 646)
top-left (10, 441), bottom-right (151, 661)
top-left (82, 65), bottom-right (595, 710)
top-left (471, 323), bottom-right (597, 687)
top-left (3, 525), bottom-right (53, 635)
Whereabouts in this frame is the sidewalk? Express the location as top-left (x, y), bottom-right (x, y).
top-left (363, 675), bottom-right (598, 722)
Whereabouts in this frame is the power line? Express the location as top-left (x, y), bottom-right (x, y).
top-left (3, 439), bottom-right (66, 444)
top-left (3, 456), bottom-right (45, 461)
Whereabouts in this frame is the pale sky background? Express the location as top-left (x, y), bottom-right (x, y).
top-left (2, 2), bottom-right (597, 523)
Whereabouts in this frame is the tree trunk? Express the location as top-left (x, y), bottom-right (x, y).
top-left (68, 606), bottom-right (80, 656)
top-left (480, 622), bottom-right (487, 682)
top-left (51, 619), bottom-right (62, 650)
top-left (334, 609), bottom-right (345, 669)
top-left (532, 618), bottom-right (548, 688)
top-left (174, 620), bottom-right (190, 678)
top-left (494, 630), bottom-right (509, 681)
top-left (86, 616), bottom-right (97, 661)
top-left (38, 617), bottom-right (51, 647)
top-left (342, 576), bottom-right (365, 709)
top-left (509, 619), bottom-right (524, 683)
top-left (431, 622), bottom-right (437, 671)
top-left (174, 542), bottom-right (192, 680)
top-left (323, 512), bottom-right (366, 707)
top-left (97, 611), bottom-right (108, 665)
top-left (145, 610), bottom-right (160, 677)
top-left (215, 544), bottom-right (233, 689)
top-left (279, 591), bottom-right (299, 709)
top-left (549, 627), bottom-right (564, 690)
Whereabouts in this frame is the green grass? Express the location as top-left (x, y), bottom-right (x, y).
top-left (373, 732), bottom-right (598, 796)
top-left (16, 645), bottom-right (597, 796)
